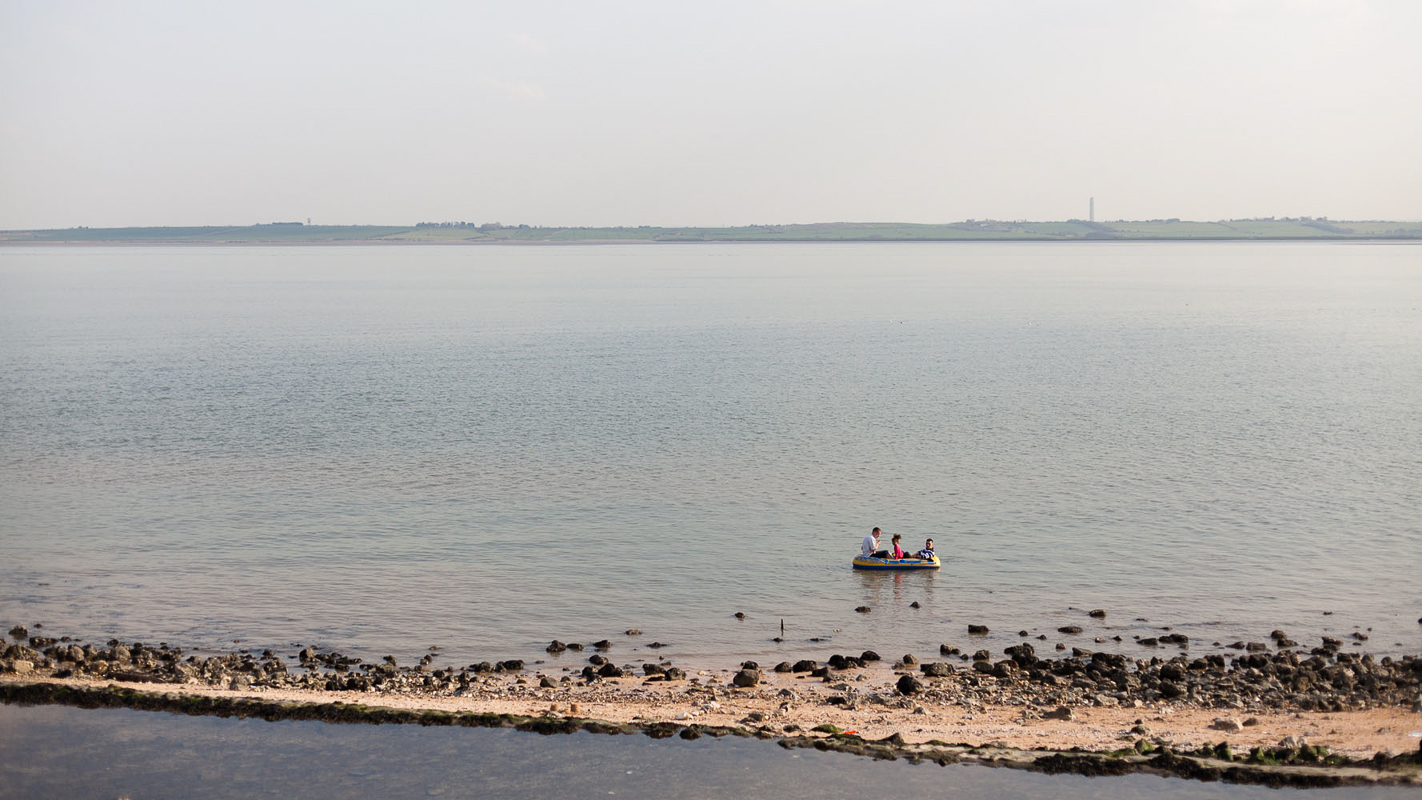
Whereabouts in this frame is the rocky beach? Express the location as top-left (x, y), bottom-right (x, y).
top-left (5, 621), bottom-right (1421, 788)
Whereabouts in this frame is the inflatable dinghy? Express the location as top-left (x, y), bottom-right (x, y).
top-left (851, 555), bottom-right (940, 570)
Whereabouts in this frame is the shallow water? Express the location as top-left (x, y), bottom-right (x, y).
top-left (0, 242), bottom-right (1419, 668)
top-left (1, 705), bottom-right (1414, 800)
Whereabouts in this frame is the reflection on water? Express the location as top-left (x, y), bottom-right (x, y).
top-left (855, 569), bottom-right (938, 615)
top-left (0, 705), bottom-right (1413, 800)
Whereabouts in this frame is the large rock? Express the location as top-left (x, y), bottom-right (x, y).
top-left (1004, 643), bottom-right (1036, 665)
top-left (1280, 735), bottom-right (1309, 750)
top-left (968, 625), bottom-right (989, 635)
top-left (732, 668), bottom-right (760, 687)
top-left (8, 625), bottom-right (26, 640)
top-left (896, 674), bottom-right (923, 695)
top-left (920, 661), bottom-right (953, 677)
top-left (1210, 717), bottom-right (1243, 732)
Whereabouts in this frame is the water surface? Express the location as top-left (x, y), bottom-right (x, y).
top-left (1, 242), bottom-right (1418, 667)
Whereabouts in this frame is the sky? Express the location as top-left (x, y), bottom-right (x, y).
top-left (1, 0), bottom-right (1420, 228)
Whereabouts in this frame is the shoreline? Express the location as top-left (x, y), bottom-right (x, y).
top-left (5, 627), bottom-right (1420, 786)
top-left (2, 677), bottom-right (1418, 788)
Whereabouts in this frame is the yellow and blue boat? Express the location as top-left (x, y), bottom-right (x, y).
top-left (851, 555), bottom-right (940, 570)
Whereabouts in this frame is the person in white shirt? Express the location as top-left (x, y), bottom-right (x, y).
top-left (861, 527), bottom-right (889, 558)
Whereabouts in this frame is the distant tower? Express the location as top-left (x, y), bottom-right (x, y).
top-left (1089, 197), bottom-right (1094, 222)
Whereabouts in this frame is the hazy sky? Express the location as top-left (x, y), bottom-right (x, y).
top-left (2, 1), bottom-right (1419, 228)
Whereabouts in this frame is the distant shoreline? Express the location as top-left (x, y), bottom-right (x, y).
top-left (5, 238), bottom-right (1422, 247)
top-left (3, 219), bottom-right (1420, 246)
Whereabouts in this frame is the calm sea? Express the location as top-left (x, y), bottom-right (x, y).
top-left (1, 242), bottom-right (1418, 669)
